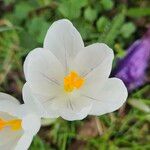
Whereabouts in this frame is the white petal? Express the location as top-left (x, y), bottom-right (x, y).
top-left (22, 83), bottom-right (48, 117)
top-left (15, 133), bottom-right (33, 150)
top-left (22, 114), bottom-right (41, 135)
top-left (24, 48), bottom-right (65, 118)
top-left (22, 83), bottom-right (59, 118)
top-left (54, 94), bottom-right (92, 121)
top-left (0, 112), bottom-right (23, 148)
top-left (0, 141), bottom-right (16, 150)
top-left (0, 130), bottom-right (22, 150)
top-left (0, 98), bottom-right (24, 149)
top-left (0, 134), bottom-right (21, 150)
top-left (0, 92), bottom-right (19, 104)
top-left (0, 95), bottom-right (37, 150)
top-left (41, 99), bottom-right (59, 118)
top-left (59, 105), bottom-right (92, 121)
top-left (87, 78), bottom-right (128, 115)
top-left (73, 43), bottom-right (114, 91)
top-left (24, 48), bottom-right (64, 101)
top-left (43, 19), bottom-right (84, 73)
top-left (0, 99), bottom-right (20, 117)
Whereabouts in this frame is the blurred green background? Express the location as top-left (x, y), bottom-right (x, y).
top-left (0, 0), bottom-right (150, 149)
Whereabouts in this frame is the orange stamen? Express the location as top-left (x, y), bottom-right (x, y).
top-left (64, 71), bottom-right (84, 92)
top-left (0, 118), bottom-right (22, 131)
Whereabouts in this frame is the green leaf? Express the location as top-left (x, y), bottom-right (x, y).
top-left (114, 43), bottom-right (126, 58)
top-left (96, 16), bottom-right (110, 32)
top-left (0, 26), bottom-right (14, 32)
top-left (103, 13), bottom-right (125, 46)
top-left (41, 118), bottom-right (56, 126)
top-left (120, 22), bottom-right (136, 38)
top-left (38, 0), bottom-right (53, 6)
top-left (75, 20), bottom-right (95, 40)
top-left (84, 7), bottom-right (98, 22)
top-left (30, 136), bottom-right (52, 150)
top-left (128, 99), bottom-right (150, 113)
top-left (58, 0), bottom-right (87, 19)
top-left (18, 30), bottom-right (38, 52)
top-left (14, 2), bottom-right (33, 20)
top-left (127, 8), bottom-right (150, 18)
top-left (26, 17), bottom-right (49, 43)
top-left (4, 0), bottom-right (15, 5)
top-left (101, 0), bottom-right (114, 11)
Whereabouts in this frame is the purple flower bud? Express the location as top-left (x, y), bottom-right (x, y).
top-left (114, 29), bottom-right (150, 92)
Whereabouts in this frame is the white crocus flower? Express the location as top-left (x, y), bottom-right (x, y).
top-left (0, 92), bottom-right (41, 150)
top-left (24, 19), bottom-right (128, 121)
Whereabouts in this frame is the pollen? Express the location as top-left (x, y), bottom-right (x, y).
top-left (64, 71), bottom-right (84, 92)
top-left (0, 118), bottom-right (22, 131)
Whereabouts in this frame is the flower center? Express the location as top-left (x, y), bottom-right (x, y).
top-left (0, 118), bottom-right (22, 131)
top-left (64, 71), bottom-right (84, 92)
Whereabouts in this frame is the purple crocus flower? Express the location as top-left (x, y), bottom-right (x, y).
top-left (114, 29), bottom-right (150, 92)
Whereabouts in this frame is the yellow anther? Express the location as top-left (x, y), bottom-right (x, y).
top-left (64, 71), bottom-right (84, 92)
top-left (0, 118), bottom-right (22, 131)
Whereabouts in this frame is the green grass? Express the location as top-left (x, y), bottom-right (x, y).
top-left (0, 0), bottom-right (150, 149)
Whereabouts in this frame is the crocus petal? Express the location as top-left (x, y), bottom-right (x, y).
top-left (22, 114), bottom-right (41, 135)
top-left (0, 99), bottom-right (24, 149)
top-left (0, 94), bottom-right (41, 150)
top-left (15, 133), bottom-right (33, 150)
top-left (87, 78), bottom-right (128, 115)
top-left (24, 48), bottom-right (64, 101)
top-left (0, 131), bottom-right (22, 150)
top-left (114, 29), bottom-right (150, 91)
top-left (43, 19), bottom-right (84, 73)
top-left (73, 43), bottom-right (114, 91)
top-left (0, 100), bottom-right (19, 116)
top-left (22, 83), bottom-right (49, 117)
top-left (24, 48), bottom-right (66, 118)
top-left (23, 82), bottom-right (59, 118)
top-left (0, 136), bottom-right (20, 150)
top-left (0, 93), bottom-right (19, 104)
top-left (0, 93), bottom-right (20, 117)
top-left (24, 47), bottom-right (64, 86)
top-left (59, 105), bottom-right (92, 121)
top-left (15, 111), bottom-right (41, 150)
top-left (1, 142), bottom-right (16, 150)
top-left (0, 112), bottom-right (23, 148)
top-left (53, 95), bottom-right (92, 121)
